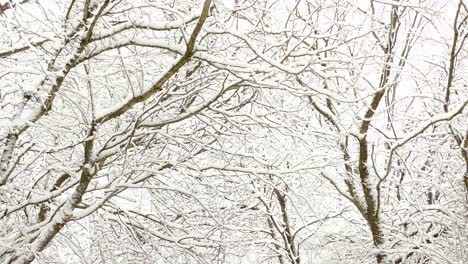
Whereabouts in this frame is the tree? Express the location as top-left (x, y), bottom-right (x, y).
top-left (300, 0), bottom-right (467, 263)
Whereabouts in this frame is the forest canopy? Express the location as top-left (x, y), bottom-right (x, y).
top-left (0, 0), bottom-right (467, 263)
